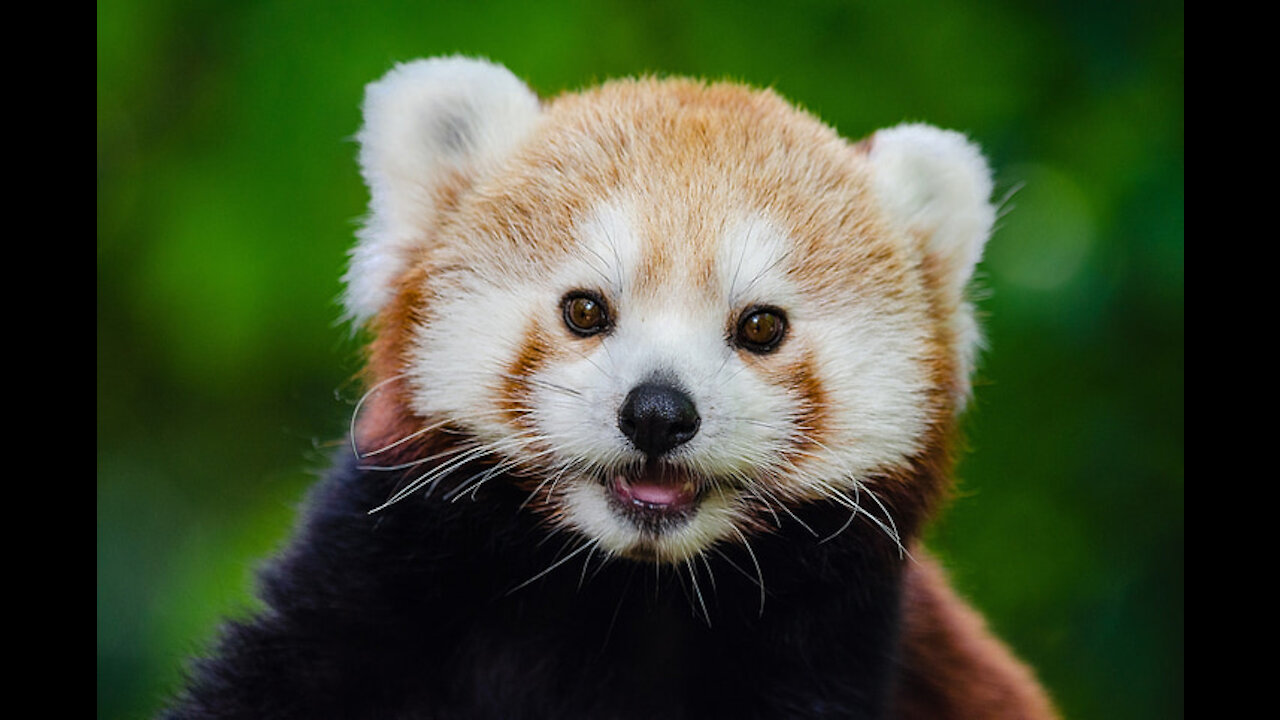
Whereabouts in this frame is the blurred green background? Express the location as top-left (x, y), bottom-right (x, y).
top-left (97, 1), bottom-right (1183, 718)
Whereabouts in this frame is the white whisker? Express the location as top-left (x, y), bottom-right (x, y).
top-left (348, 372), bottom-right (409, 459)
top-left (685, 558), bottom-right (712, 627)
top-left (728, 524), bottom-right (766, 617)
top-left (506, 539), bottom-right (599, 595)
top-left (358, 443), bottom-right (471, 472)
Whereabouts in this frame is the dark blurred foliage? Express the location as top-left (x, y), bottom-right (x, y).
top-left (98, 1), bottom-right (1182, 718)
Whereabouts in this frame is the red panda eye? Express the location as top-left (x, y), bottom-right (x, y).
top-left (563, 292), bottom-right (610, 336)
top-left (735, 307), bottom-right (787, 353)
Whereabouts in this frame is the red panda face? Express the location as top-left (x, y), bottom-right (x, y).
top-left (347, 58), bottom-right (995, 565)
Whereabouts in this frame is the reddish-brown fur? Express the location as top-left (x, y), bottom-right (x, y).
top-left (499, 323), bottom-right (554, 430)
top-left (894, 554), bottom-right (1060, 719)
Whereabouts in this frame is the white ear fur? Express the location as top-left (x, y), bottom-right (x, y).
top-left (866, 123), bottom-right (995, 300)
top-left (866, 123), bottom-right (996, 406)
top-left (343, 56), bottom-right (542, 326)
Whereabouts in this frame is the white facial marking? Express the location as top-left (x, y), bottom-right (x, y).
top-left (554, 199), bottom-right (641, 300)
top-left (720, 213), bottom-right (799, 311)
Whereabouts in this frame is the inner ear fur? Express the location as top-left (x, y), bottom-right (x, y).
top-left (343, 56), bottom-right (543, 327)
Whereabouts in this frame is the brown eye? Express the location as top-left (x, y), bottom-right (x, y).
top-left (563, 292), bottom-right (610, 336)
top-left (735, 307), bottom-right (787, 353)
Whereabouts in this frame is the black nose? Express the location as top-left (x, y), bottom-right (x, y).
top-left (618, 382), bottom-right (701, 457)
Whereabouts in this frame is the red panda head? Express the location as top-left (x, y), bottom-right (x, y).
top-left (345, 57), bottom-right (996, 565)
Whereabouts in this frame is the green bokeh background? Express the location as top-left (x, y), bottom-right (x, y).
top-left (97, 1), bottom-right (1183, 718)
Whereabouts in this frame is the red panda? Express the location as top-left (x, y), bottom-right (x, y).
top-left (163, 56), bottom-right (1059, 720)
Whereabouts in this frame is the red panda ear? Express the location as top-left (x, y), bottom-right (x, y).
top-left (864, 124), bottom-right (995, 303)
top-left (863, 123), bottom-right (996, 408)
top-left (342, 56), bottom-right (542, 327)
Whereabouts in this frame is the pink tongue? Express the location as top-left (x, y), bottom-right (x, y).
top-left (613, 474), bottom-right (695, 507)
top-left (628, 481), bottom-right (687, 506)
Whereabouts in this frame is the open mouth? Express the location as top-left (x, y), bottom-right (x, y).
top-left (606, 462), bottom-right (703, 524)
